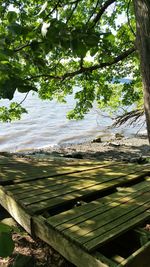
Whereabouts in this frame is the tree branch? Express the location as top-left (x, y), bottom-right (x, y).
top-left (55, 0), bottom-right (82, 7)
top-left (66, 0), bottom-right (81, 24)
top-left (45, 0), bottom-right (82, 19)
top-left (86, 0), bottom-right (101, 25)
top-left (14, 41), bottom-right (44, 53)
top-left (19, 92), bottom-right (29, 105)
top-left (27, 46), bottom-right (136, 81)
top-left (45, 0), bottom-right (61, 19)
top-left (26, 74), bottom-right (62, 81)
top-left (14, 42), bottom-right (31, 52)
top-left (112, 108), bottom-right (144, 127)
top-left (91, 0), bottom-right (116, 28)
top-left (127, 0), bottom-right (136, 37)
top-left (68, 0), bottom-right (82, 4)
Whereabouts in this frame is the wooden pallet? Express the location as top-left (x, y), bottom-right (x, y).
top-left (0, 156), bottom-right (150, 267)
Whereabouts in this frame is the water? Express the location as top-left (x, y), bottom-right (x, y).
top-left (0, 91), bottom-right (145, 152)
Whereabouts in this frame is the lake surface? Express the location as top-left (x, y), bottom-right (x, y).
top-left (0, 91), bottom-right (145, 152)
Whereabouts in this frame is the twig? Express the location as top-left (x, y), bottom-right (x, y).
top-left (66, 0), bottom-right (81, 24)
top-left (9, 92), bottom-right (29, 112)
top-left (135, 121), bottom-right (146, 136)
top-left (86, 0), bottom-right (101, 26)
top-left (91, 0), bottom-right (116, 28)
top-left (26, 74), bottom-right (62, 81)
top-left (14, 43), bottom-right (31, 52)
top-left (19, 92), bottom-right (29, 105)
top-left (127, 0), bottom-right (136, 37)
top-left (112, 108), bottom-right (144, 127)
top-left (45, 0), bottom-right (61, 19)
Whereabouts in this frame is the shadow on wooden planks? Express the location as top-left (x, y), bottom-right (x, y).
top-left (0, 155), bottom-right (150, 267)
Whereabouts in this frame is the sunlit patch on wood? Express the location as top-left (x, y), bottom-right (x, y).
top-left (0, 156), bottom-right (150, 266)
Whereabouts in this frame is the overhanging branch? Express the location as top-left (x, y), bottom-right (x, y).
top-left (27, 46), bottom-right (136, 81)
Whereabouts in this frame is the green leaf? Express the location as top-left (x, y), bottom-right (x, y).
top-left (0, 223), bottom-right (14, 258)
top-left (85, 33), bottom-right (99, 48)
top-left (0, 79), bottom-right (16, 100)
top-left (0, 232), bottom-right (14, 257)
top-left (105, 33), bottom-right (115, 43)
top-left (7, 11), bottom-right (17, 23)
top-left (71, 39), bottom-right (88, 57)
top-left (0, 0), bottom-right (143, 123)
top-left (0, 103), bottom-right (27, 122)
top-left (0, 222), bottom-right (12, 233)
top-left (8, 22), bottom-right (22, 35)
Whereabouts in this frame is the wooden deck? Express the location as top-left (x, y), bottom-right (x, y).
top-left (0, 155), bottom-right (150, 267)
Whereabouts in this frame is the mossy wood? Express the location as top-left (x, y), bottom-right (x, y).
top-left (0, 157), bottom-right (150, 267)
top-left (0, 157), bottom-right (122, 184)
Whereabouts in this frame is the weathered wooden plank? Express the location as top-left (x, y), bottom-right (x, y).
top-left (0, 156), bottom-right (150, 267)
top-left (0, 157), bottom-right (32, 165)
top-left (134, 227), bottom-right (150, 246)
top-left (6, 164), bottom-right (119, 196)
top-left (117, 240), bottom-right (150, 267)
top-left (83, 206), bottom-right (150, 251)
top-left (23, 180), bottom-right (125, 212)
top-left (1, 157), bottom-right (150, 267)
top-left (50, 182), bottom-right (150, 232)
top-left (32, 215), bottom-right (109, 267)
top-left (94, 252), bottom-right (117, 267)
top-left (0, 159), bottom-right (115, 184)
top-left (18, 178), bottom-right (104, 204)
top-left (0, 164), bottom-right (101, 184)
top-left (3, 162), bottom-right (150, 187)
top-left (46, 180), bottom-right (150, 228)
top-left (18, 166), bottom-right (144, 203)
top-left (3, 168), bottom-right (121, 196)
top-left (4, 161), bottom-right (139, 192)
top-left (60, 191), bottom-right (150, 243)
top-left (65, 164), bottom-right (150, 178)
top-left (0, 156), bottom-right (106, 166)
top-left (22, 170), bottom-right (150, 214)
top-left (7, 176), bottom-right (80, 196)
top-left (0, 186), bottom-right (31, 234)
top-left (11, 163), bottom-right (149, 199)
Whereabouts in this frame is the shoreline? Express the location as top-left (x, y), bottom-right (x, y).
top-left (2, 134), bottom-right (150, 163)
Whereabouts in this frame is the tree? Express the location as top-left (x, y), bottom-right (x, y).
top-left (133, 0), bottom-right (150, 142)
top-left (0, 1), bottom-right (148, 138)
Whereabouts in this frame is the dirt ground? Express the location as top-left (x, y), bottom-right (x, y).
top-left (0, 206), bottom-right (74, 267)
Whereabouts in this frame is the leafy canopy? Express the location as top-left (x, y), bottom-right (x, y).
top-left (0, 0), bottom-right (142, 121)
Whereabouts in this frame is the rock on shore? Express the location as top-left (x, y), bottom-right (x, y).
top-left (6, 134), bottom-right (150, 163)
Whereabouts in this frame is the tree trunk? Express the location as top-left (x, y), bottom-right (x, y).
top-left (133, 0), bottom-right (150, 143)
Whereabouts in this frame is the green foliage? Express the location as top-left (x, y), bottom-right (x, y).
top-left (0, 0), bottom-right (143, 121)
top-left (0, 103), bottom-right (27, 122)
top-left (0, 222), bottom-right (15, 257)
